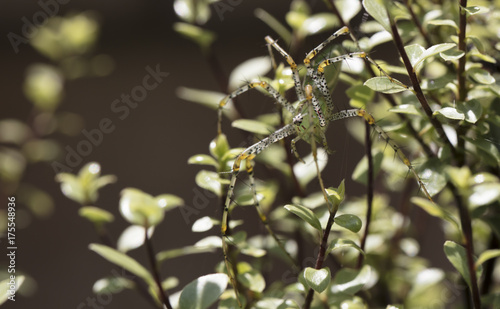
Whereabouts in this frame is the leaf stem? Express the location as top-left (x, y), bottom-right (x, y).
top-left (144, 225), bottom-right (173, 309)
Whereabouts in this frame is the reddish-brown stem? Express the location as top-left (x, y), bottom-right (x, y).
top-left (388, 17), bottom-right (458, 160)
top-left (144, 225), bottom-right (173, 309)
top-left (303, 212), bottom-right (336, 309)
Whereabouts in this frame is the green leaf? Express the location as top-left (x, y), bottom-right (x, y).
top-left (156, 246), bottom-right (216, 264)
top-left (173, 22), bottom-right (215, 51)
top-left (155, 194), bottom-right (184, 211)
top-left (475, 249), bottom-right (500, 269)
top-left (335, 0), bottom-right (362, 23)
top-left (364, 77), bottom-right (408, 93)
top-left (443, 241), bottom-right (472, 287)
top-left (173, 0), bottom-right (211, 24)
top-left (78, 206), bottom-right (114, 225)
top-left (327, 238), bottom-right (364, 255)
top-left (93, 276), bottom-right (133, 294)
top-left (89, 243), bottom-right (154, 287)
top-left (405, 43), bottom-right (456, 71)
top-left (254, 298), bottom-right (300, 309)
top-left (299, 13), bottom-right (339, 37)
top-left (178, 273), bottom-right (228, 309)
top-left (195, 170), bottom-right (228, 197)
top-left (284, 204), bottom-right (322, 231)
top-left (188, 154), bottom-right (218, 167)
top-left (231, 119), bottom-right (274, 135)
top-left (254, 9), bottom-right (292, 45)
top-left (464, 6), bottom-right (489, 15)
top-left (457, 100), bottom-right (482, 124)
top-left (237, 268), bottom-right (266, 293)
top-left (0, 275), bottom-right (25, 305)
top-left (293, 148), bottom-right (328, 188)
top-left (388, 104), bottom-right (422, 116)
top-left (303, 267), bottom-right (331, 293)
top-left (331, 265), bottom-right (371, 295)
top-left (119, 188), bottom-right (165, 227)
top-left (433, 107), bottom-right (465, 121)
top-left (192, 216), bottom-right (215, 232)
top-left (464, 137), bottom-right (500, 167)
top-left (346, 84), bottom-right (374, 108)
top-left (228, 56), bottom-right (271, 90)
top-left (352, 150), bottom-right (383, 185)
top-left (468, 68), bottom-right (495, 84)
top-left (469, 183), bottom-right (500, 208)
top-left (335, 214), bottom-right (362, 233)
top-left (117, 225), bottom-right (154, 252)
top-left (411, 197), bottom-right (459, 231)
top-left (363, 0), bottom-right (390, 32)
top-left (440, 49), bottom-right (465, 61)
top-left (427, 19), bottom-right (458, 30)
top-left (210, 133), bottom-right (230, 160)
top-left (176, 87), bottom-right (232, 114)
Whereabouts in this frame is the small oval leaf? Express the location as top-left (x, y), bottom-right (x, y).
top-left (334, 214), bottom-right (363, 233)
top-left (303, 267), bottom-right (331, 293)
top-left (284, 204), bottom-right (322, 231)
top-left (178, 273), bottom-right (228, 309)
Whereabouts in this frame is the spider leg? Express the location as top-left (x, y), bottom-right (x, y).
top-left (356, 109), bottom-right (433, 201)
top-left (327, 108), bottom-right (433, 201)
top-left (246, 158), bottom-right (298, 268)
top-left (265, 36), bottom-right (305, 102)
top-left (218, 81), bottom-right (295, 135)
top-left (221, 122), bottom-right (298, 303)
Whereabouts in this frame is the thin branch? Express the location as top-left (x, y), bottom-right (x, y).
top-left (357, 121), bottom-right (374, 268)
top-left (388, 16), bottom-right (458, 160)
top-left (144, 225), bottom-right (173, 309)
top-left (402, 0), bottom-right (433, 46)
top-left (303, 211), bottom-right (336, 309)
top-left (326, 0), bottom-right (434, 157)
top-left (448, 183), bottom-right (481, 308)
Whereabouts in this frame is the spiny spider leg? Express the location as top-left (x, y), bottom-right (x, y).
top-left (221, 119), bottom-right (302, 304)
top-left (217, 81), bottom-right (295, 135)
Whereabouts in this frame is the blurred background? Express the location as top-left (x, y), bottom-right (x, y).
top-left (0, 1), bottom-right (447, 308)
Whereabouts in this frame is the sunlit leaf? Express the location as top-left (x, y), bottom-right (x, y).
top-left (433, 107), bottom-right (465, 121)
top-left (0, 276), bottom-right (24, 305)
top-left (228, 56), bottom-right (271, 90)
top-left (231, 119), bottom-right (274, 135)
top-left (443, 241), bottom-right (472, 287)
top-left (117, 225), bottom-right (154, 252)
top-left (303, 267), bottom-right (331, 293)
top-left (327, 238), bottom-right (364, 255)
top-left (411, 197), bottom-right (459, 230)
top-left (293, 148), bottom-right (328, 188)
top-left (331, 265), bottom-right (371, 295)
top-left (79, 206), bottom-right (114, 226)
top-left (178, 273), bottom-right (228, 309)
top-left (89, 243), bottom-right (154, 286)
top-left (254, 8), bottom-right (292, 45)
top-left (468, 68), bottom-right (495, 85)
top-left (334, 214), bottom-right (362, 233)
top-left (173, 22), bottom-right (215, 51)
top-left (475, 249), bottom-right (500, 269)
top-left (284, 204), bottom-right (322, 231)
top-left (364, 77), bottom-right (408, 93)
